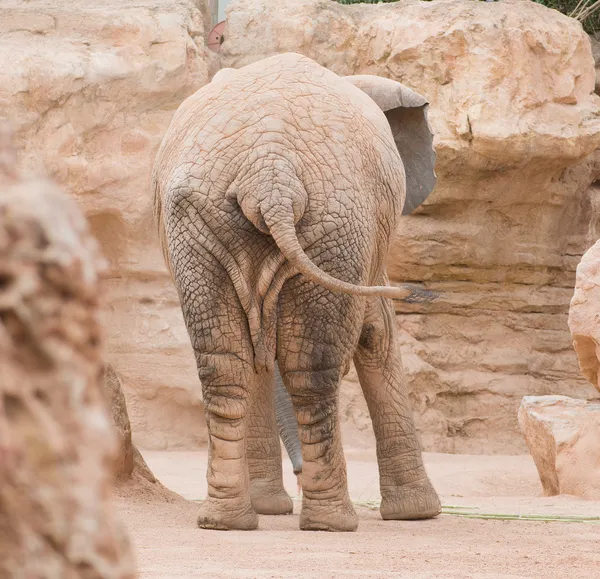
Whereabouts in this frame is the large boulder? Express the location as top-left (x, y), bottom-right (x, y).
top-left (518, 395), bottom-right (600, 500)
top-left (0, 0), bottom-right (212, 450)
top-left (569, 239), bottom-right (600, 392)
top-left (0, 129), bottom-right (134, 578)
top-left (220, 0), bottom-right (600, 453)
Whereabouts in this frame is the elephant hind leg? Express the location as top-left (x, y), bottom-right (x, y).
top-left (353, 296), bottom-right (441, 520)
top-left (171, 247), bottom-right (258, 530)
top-left (246, 367), bottom-right (294, 515)
top-left (276, 281), bottom-right (361, 532)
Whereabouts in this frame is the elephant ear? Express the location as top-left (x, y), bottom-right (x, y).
top-left (343, 75), bottom-right (436, 215)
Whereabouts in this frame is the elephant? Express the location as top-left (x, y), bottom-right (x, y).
top-left (152, 52), bottom-right (441, 532)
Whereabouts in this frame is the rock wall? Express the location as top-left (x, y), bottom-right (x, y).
top-left (0, 0), bottom-right (212, 450)
top-left (0, 129), bottom-right (134, 578)
top-left (221, 0), bottom-right (600, 453)
top-left (3, 0), bottom-right (600, 454)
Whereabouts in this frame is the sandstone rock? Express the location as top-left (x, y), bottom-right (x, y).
top-left (0, 0), bottom-right (211, 450)
top-left (100, 361), bottom-right (184, 503)
top-left (0, 128), bottom-right (134, 578)
top-left (222, 0), bottom-right (600, 452)
top-left (569, 239), bottom-right (600, 393)
top-left (101, 362), bottom-right (156, 483)
top-left (518, 395), bottom-right (600, 500)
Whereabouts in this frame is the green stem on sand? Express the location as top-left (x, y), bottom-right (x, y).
top-left (352, 500), bottom-right (600, 524)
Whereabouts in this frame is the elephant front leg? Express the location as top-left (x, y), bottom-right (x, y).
top-left (354, 296), bottom-right (441, 520)
top-left (246, 368), bottom-right (294, 515)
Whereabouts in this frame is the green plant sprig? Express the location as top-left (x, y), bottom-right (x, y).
top-left (352, 500), bottom-right (600, 523)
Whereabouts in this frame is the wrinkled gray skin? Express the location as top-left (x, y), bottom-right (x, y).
top-left (275, 285), bottom-right (439, 480)
top-left (153, 53), bottom-right (441, 532)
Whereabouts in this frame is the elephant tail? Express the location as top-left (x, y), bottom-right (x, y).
top-left (261, 200), bottom-right (411, 300)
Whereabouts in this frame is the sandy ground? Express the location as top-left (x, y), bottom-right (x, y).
top-left (117, 448), bottom-right (600, 579)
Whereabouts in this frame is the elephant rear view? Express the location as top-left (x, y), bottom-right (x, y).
top-left (152, 53), bottom-right (440, 532)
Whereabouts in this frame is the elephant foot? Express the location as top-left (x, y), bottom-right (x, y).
top-left (250, 480), bottom-right (294, 515)
top-left (299, 497), bottom-right (358, 532)
top-left (380, 478), bottom-right (441, 520)
top-left (196, 497), bottom-right (258, 531)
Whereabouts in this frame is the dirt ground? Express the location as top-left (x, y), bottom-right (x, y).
top-left (116, 448), bottom-right (600, 579)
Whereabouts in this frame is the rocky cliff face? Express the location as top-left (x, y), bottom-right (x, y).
top-left (0, 0), bottom-right (211, 450)
top-left (221, 0), bottom-right (600, 452)
top-left (3, 0), bottom-right (599, 454)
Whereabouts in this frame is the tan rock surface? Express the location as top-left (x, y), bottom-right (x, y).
top-left (0, 130), bottom-right (134, 578)
top-left (101, 362), bottom-right (156, 482)
top-left (0, 0), bottom-right (211, 450)
top-left (569, 239), bottom-right (600, 392)
top-left (221, 0), bottom-right (600, 453)
top-left (101, 361), bottom-right (187, 504)
top-left (518, 395), bottom-right (600, 500)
